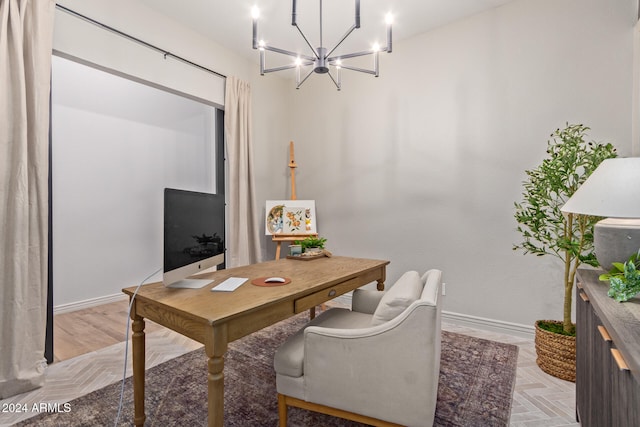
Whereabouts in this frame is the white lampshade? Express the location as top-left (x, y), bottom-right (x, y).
top-left (561, 157), bottom-right (640, 218)
top-left (561, 157), bottom-right (640, 270)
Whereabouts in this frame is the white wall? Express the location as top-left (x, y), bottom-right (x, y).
top-left (287, 0), bottom-right (637, 328)
top-left (52, 0), bottom-right (292, 308)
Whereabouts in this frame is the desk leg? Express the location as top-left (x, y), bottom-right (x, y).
top-left (377, 268), bottom-right (386, 291)
top-left (132, 314), bottom-right (146, 427)
top-left (205, 325), bottom-right (228, 427)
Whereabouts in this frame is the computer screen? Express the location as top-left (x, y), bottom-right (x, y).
top-left (163, 188), bottom-right (225, 288)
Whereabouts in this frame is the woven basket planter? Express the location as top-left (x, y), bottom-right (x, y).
top-left (534, 320), bottom-right (576, 382)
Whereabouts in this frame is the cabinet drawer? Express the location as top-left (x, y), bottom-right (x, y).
top-left (294, 269), bottom-right (380, 313)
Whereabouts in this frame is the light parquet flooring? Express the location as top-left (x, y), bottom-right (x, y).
top-left (52, 299), bottom-right (162, 362)
top-left (1, 301), bottom-right (580, 426)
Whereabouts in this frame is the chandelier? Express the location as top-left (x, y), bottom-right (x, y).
top-left (251, 0), bottom-right (393, 90)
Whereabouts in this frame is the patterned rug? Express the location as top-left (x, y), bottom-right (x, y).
top-left (17, 313), bottom-right (518, 426)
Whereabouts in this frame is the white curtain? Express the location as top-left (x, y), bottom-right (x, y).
top-left (224, 76), bottom-right (262, 266)
top-left (0, 0), bottom-right (55, 398)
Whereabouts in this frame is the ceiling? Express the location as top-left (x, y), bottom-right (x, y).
top-left (138, 0), bottom-right (517, 66)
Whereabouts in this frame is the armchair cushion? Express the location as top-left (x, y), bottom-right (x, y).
top-left (274, 308), bottom-right (373, 378)
top-left (351, 288), bottom-right (384, 314)
top-left (371, 270), bottom-right (422, 326)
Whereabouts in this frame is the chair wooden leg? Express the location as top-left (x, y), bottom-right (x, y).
top-left (278, 393), bottom-right (288, 427)
top-left (283, 395), bottom-right (404, 427)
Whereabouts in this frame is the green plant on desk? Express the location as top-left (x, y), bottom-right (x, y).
top-left (295, 236), bottom-right (327, 251)
top-left (599, 250), bottom-right (640, 302)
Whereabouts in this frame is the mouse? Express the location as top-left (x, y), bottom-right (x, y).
top-left (265, 277), bottom-right (286, 283)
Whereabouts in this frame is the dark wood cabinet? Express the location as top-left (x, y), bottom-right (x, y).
top-left (576, 269), bottom-right (640, 426)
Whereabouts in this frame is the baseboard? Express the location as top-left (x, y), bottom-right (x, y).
top-left (334, 293), bottom-right (535, 339)
top-left (54, 293), bottom-right (128, 315)
top-left (442, 310), bottom-right (535, 339)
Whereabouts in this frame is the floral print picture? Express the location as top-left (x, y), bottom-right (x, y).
top-left (265, 200), bottom-right (316, 235)
top-left (284, 207), bottom-right (305, 233)
top-left (266, 204), bottom-right (284, 234)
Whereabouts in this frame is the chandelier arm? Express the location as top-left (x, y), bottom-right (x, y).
top-left (325, 24), bottom-right (357, 59)
top-left (263, 45), bottom-right (315, 62)
top-left (327, 70), bottom-right (341, 90)
top-left (263, 64), bottom-right (300, 73)
top-left (334, 63), bottom-right (377, 76)
top-left (293, 24), bottom-right (320, 59)
top-left (325, 0), bottom-right (360, 58)
top-left (328, 48), bottom-right (382, 62)
top-left (296, 68), bottom-right (315, 89)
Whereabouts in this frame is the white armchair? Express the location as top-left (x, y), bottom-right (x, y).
top-left (274, 269), bottom-right (443, 427)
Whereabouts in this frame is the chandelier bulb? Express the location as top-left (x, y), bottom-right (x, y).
top-left (251, 6), bottom-right (260, 20)
top-left (385, 13), bottom-right (393, 25)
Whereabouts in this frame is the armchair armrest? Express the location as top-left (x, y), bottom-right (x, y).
top-left (351, 288), bottom-right (384, 314)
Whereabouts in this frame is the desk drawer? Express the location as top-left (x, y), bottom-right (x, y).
top-left (294, 269), bottom-right (380, 313)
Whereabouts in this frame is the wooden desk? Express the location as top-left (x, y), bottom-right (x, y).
top-left (122, 256), bottom-right (389, 427)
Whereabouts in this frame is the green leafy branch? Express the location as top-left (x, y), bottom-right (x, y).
top-left (599, 250), bottom-right (640, 302)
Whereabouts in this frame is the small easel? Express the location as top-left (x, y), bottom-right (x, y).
top-left (272, 141), bottom-right (318, 259)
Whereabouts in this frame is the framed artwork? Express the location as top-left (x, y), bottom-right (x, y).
top-left (265, 200), bottom-right (317, 235)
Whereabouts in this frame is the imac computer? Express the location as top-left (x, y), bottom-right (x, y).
top-left (163, 188), bottom-right (225, 288)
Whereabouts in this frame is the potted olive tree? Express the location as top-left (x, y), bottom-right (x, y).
top-left (513, 123), bottom-right (616, 382)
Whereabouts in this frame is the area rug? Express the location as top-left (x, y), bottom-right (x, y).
top-left (17, 313), bottom-right (518, 427)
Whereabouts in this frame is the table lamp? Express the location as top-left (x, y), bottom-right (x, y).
top-left (561, 157), bottom-right (640, 271)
